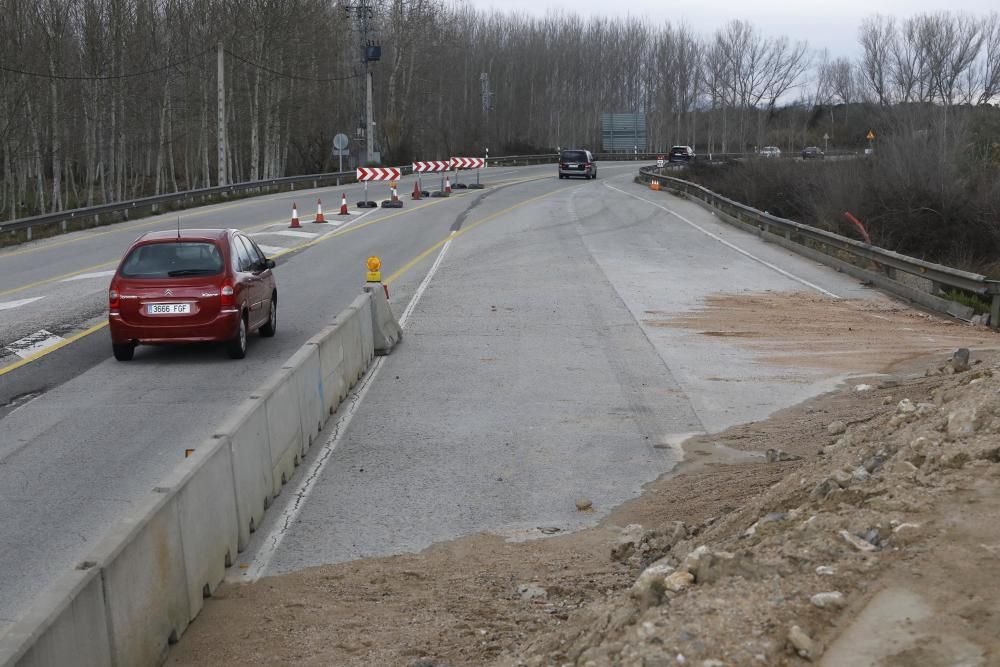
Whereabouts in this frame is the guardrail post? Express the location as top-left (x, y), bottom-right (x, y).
top-left (61, 220), bottom-right (67, 233)
top-left (992, 294), bottom-right (1000, 331)
top-left (26, 225), bottom-right (32, 241)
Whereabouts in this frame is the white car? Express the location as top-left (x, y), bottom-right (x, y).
top-left (760, 146), bottom-right (781, 158)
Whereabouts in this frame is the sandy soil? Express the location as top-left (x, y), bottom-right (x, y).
top-left (167, 294), bottom-right (997, 666)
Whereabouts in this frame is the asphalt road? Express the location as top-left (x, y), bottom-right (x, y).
top-left (229, 167), bottom-right (878, 581)
top-left (0, 162), bottom-right (645, 629)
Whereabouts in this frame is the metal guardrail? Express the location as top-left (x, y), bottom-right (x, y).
top-left (637, 165), bottom-right (1000, 329)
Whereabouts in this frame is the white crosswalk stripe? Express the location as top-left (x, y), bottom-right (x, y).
top-left (6, 330), bottom-right (65, 359)
top-left (0, 296), bottom-right (45, 311)
top-left (252, 230), bottom-right (318, 239)
top-left (59, 270), bottom-right (117, 283)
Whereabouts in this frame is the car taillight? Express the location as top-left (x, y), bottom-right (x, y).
top-left (109, 286), bottom-right (120, 309)
top-left (559, 162), bottom-right (566, 168)
top-left (585, 162), bottom-right (592, 169)
top-left (220, 280), bottom-right (235, 308)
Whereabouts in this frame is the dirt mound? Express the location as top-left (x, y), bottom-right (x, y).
top-left (169, 348), bottom-right (1000, 667)
top-left (505, 351), bottom-right (1000, 666)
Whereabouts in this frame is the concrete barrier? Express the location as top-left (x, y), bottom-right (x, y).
top-left (218, 401), bottom-right (273, 550)
top-left (363, 284), bottom-right (402, 355)
top-left (316, 324), bottom-right (348, 416)
top-left (285, 344), bottom-right (324, 454)
top-left (340, 295), bottom-right (369, 383)
top-left (263, 369), bottom-right (304, 493)
top-left (162, 438), bottom-right (239, 621)
top-left (89, 489), bottom-right (190, 666)
top-left (0, 568), bottom-right (111, 667)
top-left (0, 287), bottom-right (395, 667)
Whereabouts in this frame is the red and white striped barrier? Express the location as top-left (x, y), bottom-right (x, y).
top-left (450, 157), bottom-right (486, 170)
top-left (356, 167), bottom-right (401, 181)
top-left (412, 161), bottom-right (451, 173)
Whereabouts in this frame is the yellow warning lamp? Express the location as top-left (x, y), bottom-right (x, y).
top-left (366, 255), bottom-right (382, 282)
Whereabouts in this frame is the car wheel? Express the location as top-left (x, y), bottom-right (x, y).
top-left (227, 315), bottom-right (248, 359)
top-left (260, 295), bottom-right (277, 337)
top-left (112, 342), bottom-right (135, 361)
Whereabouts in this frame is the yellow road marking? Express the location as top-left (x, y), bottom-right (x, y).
top-left (0, 173), bottom-right (559, 375)
top-left (0, 321), bottom-right (109, 378)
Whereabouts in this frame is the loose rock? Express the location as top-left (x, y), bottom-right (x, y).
top-left (951, 348), bottom-right (971, 373)
top-left (766, 448), bottom-right (802, 463)
top-left (839, 530), bottom-right (878, 552)
top-left (897, 399), bottom-right (916, 414)
top-left (517, 584), bottom-right (548, 601)
top-left (663, 570), bottom-right (695, 592)
top-left (827, 420), bottom-right (847, 435)
top-left (810, 591), bottom-right (846, 609)
top-left (575, 498), bottom-right (593, 511)
top-left (787, 625), bottom-right (815, 660)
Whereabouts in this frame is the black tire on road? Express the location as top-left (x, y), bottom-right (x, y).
top-left (260, 296), bottom-right (277, 337)
top-left (227, 315), bottom-right (248, 359)
top-left (112, 343), bottom-right (135, 361)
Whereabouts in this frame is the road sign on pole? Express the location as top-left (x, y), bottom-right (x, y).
top-left (333, 133), bottom-right (349, 184)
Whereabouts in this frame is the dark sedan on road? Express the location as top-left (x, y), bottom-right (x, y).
top-left (108, 229), bottom-right (277, 361)
top-left (801, 146), bottom-right (825, 159)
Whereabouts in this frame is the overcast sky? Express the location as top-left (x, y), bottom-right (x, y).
top-left (456, 0), bottom-right (997, 59)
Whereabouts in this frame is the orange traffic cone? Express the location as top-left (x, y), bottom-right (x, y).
top-left (289, 202), bottom-right (301, 228)
top-left (339, 193), bottom-right (349, 215)
top-left (313, 198), bottom-right (326, 223)
top-left (391, 185), bottom-right (399, 203)
top-left (444, 177), bottom-right (452, 194)
top-left (411, 181), bottom-right (421, 200)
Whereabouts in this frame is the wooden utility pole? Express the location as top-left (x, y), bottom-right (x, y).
top-left (217, 41), bottom-right (227, 186)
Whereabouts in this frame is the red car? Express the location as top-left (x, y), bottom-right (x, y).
top-left (108, 229), bottom-right (277, 361)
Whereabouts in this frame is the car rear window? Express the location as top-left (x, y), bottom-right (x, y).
top-left (670, 147), bottom-right (688, 154)
top-left (120, 241), bottom-right (224, 278)
top-left (560, 150), bottom-right (588, 162)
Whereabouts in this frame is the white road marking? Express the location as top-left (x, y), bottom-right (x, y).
top-left (241, 230), bottom-right (457, 581)
top-left (0, 296), bottom-right (45, 311)
top-left (254, 230), bottom-right (318, 239)
top-left (604, 182), bottom-right (841, 299)
top-left (5, 330), bottom-right (65, 359)
top-left (58, 270), bottom-right (117, 282)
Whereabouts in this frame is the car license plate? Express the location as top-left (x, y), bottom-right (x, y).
top-left (147, 303), bottom-right (191, 315)
top-left (567, 163), bottom-right (578, 168)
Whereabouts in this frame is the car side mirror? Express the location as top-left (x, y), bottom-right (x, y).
top-left (265, 259), bottom-right (276, 269)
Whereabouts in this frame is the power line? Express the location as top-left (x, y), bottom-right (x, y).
top-left (224, 48), bottom-right (361, 83)
top-left (0, 48), bottom-right (213, 81)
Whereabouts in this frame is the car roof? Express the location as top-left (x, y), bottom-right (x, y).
top-left (138, 229), bottom-right (232, 243)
